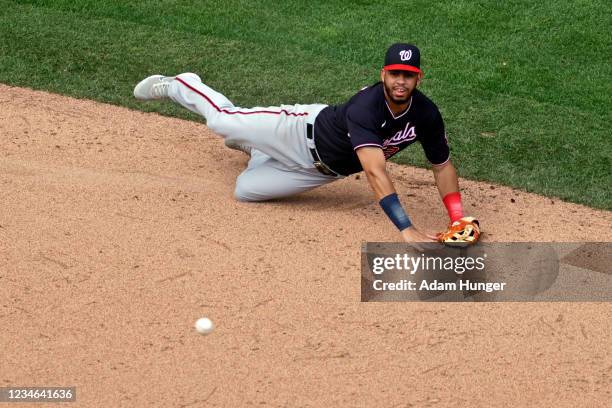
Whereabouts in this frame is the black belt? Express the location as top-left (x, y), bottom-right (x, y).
top-left (306, 123), bottom-right (339, 177)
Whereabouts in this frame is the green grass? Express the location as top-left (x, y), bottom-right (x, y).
top-left (1, 0), bottom-right (610, 209)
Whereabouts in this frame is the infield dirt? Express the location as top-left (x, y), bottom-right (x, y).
top-left (1, 84), bottom-right (610, 407)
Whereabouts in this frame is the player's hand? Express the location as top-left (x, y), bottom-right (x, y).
top-left (401, 226), bottom-right (437, 252)
top-left (401, 226), bottom-right (437, 244)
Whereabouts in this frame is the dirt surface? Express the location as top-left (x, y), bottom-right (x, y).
top-left (1, 84), bottom-right (610, 407)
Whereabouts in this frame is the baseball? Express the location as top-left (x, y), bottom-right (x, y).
top-left (194, 317), bottom-right (214, 335)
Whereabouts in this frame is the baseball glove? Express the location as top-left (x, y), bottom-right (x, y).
top-left (437, 216), bottom-right (481, 246)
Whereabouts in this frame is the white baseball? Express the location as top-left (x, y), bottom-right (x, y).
top-left (194, 317), bottom-right (214, 335)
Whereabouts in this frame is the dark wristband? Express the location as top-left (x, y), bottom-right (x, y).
top-left (379, 193), bottom-right (412, 231)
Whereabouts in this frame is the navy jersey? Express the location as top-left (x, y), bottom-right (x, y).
top-left (313, 82), bottom-right (449, 176)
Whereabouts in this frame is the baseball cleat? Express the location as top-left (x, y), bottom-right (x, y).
top-left (133, 75), bottom-right (174, 100)
top-left (224, 139), bottom-right (252, 155)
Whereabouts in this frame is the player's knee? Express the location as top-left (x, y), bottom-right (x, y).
top-left (233, 190), bottom-right (256, 202)
top-left (205, 116), bottom-right (221, 133)
top-left (233, 180), bottom-right (263, 202)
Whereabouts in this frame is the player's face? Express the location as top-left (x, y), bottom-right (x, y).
top-left (381, 70), bottom-right (421, 105)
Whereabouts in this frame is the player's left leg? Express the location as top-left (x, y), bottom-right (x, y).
top-left (165, 74), bottom-right (326, 169)
top-left (134, 73), bottom-right (326, 174)
top-left (233, 150), bottom-right (338, 202)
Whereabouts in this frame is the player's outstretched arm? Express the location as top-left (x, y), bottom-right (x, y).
top-left (356, 147), bottom-right (435, 243)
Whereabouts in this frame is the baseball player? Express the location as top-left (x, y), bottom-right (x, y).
top-left (134, 43), bottom-right (480, 245)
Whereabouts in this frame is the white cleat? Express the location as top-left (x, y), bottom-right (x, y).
top-left (224, 139), bottom-right (252, 155)
top-left (133, 75), bottom-right (175, 100)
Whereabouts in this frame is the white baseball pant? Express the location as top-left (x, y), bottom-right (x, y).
top-left (167, 73), bottom-right (342, 201)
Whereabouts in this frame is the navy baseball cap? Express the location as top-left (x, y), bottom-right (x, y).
top-left (383, 43), bottom-right (421, 73)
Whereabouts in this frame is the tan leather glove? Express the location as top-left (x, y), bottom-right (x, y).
top-left (437, 216), bottom-right (481, 247)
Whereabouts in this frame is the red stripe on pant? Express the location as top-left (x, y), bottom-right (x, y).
top-left (175, 77), bottom-right (309, 117)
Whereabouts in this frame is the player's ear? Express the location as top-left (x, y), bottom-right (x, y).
top-left (417, 72), bottom-right (424, 85)
top-left (380, 69), bottom-right (385, 82)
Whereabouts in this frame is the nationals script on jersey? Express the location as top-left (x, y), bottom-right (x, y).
top-left (313, 82), bottom-right (450, 176)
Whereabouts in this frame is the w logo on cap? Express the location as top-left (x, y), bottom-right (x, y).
top-left (399, 50), bottom-right (412, 61)
top-left (384, 43), bottom-right (422, 73)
